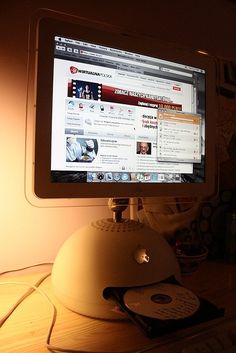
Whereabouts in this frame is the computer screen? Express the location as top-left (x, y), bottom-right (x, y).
top-left (33, 14), bottom-right (217, 200)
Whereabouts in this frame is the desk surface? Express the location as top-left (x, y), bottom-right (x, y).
top-left (1, 261), bottom-right (236, 353)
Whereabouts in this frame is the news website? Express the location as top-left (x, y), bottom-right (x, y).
top-left (51, 36), bottom-right (205, 183)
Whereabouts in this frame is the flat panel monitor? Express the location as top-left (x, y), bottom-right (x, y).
top-left (33, 14), bottom-right (217, 201)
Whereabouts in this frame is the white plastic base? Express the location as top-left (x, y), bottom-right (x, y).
top-left (51, 218), bottom-right (181, 319)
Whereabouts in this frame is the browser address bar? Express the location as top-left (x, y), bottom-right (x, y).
top-left (80, 49), bottom-right (192, 77)
top-left (80, 49), bottom-right (160, 70)
top-left (161, 67), bottom-right (192, 77)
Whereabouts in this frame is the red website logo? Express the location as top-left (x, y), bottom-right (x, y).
top-left (70, 66), bottom-right (79, 74)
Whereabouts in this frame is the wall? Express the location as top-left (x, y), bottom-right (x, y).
top-left (1, 0), bottom-right (236, 271)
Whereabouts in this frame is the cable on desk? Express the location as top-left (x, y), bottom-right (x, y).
top-left (0, 262), bottom-right (54, 276)
top-left (0, 262), bottom-right (53, 326)
top-left (0, 273), bottom-right (51, 327)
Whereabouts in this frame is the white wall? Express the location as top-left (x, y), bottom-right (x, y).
top-left (0, 0), bottom-right (235, 271)
top-left (0, 2), bottom-right (112, 271)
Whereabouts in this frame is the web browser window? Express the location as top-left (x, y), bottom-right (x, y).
top-left (51, 36), bottom-right (206, 184)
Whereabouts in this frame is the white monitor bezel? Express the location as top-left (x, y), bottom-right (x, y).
top-left (30, 11), bottom-right (217, 200)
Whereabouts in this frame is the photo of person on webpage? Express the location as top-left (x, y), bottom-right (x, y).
top-left (137, 142), bottom-right (151, 155)
top-left (66, 137), bottom-right (97, 162)
top-left (81, 84), bottom-right (94, 100)
top-left (67, 80), bottom-right (100, 100)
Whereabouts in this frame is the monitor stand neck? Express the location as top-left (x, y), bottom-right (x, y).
top-left (108, 198), bottom-right (129, 223)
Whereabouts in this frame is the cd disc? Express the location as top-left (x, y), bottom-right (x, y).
top-left (123, 283), bottom-right (200, 320)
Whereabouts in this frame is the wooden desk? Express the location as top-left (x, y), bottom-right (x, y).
top-left (1, 261), bottom-right (236, 353)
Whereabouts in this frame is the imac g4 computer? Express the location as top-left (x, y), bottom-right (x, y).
top-left (28, 11), bottom-right (218, 321)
